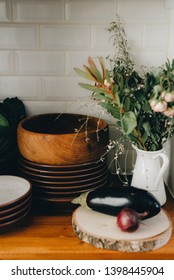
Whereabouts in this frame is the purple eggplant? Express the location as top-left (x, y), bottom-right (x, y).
top-left (72, 186), bottom-right (161, 219)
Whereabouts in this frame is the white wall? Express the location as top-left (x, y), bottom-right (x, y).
top-left (0, 0), bottom-right (174, 175)
top-left (0, 0), bottom-right (173, 112)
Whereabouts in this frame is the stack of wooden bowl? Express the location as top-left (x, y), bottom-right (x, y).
top-left (17, 113), bottom-right (109, 213)
top-left (0, 176), bottom-right (32, 233)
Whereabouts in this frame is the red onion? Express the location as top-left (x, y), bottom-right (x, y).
top-left (117, 208), bottom-right (148, 232)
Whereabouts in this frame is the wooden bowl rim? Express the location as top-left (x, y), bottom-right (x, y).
top-left (18, 113), bottom-right (108, 136)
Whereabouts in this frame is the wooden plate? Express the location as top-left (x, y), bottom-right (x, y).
top-left (32, 184), bottom-right (104, 198)
top-left (18, 169), bottom-right (108, 185)
top-left (18, 164), bottom-right (107, 182)
top-left (18, 161), bottom-right (107, 178)
top-left (25, 176), bottom-right (108, 189)
top-left (72, 207), bottom-right (172, 252)
top-left (19, 155), bottom-right (106, 172)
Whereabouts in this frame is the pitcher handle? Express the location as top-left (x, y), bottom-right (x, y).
top-left (153, 152), bottom-right (169, 191)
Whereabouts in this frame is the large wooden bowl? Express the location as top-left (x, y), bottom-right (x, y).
top-left (17, 113), bottom-right (109, 165)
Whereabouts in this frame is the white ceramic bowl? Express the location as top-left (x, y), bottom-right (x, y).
top-left (0, 175), bottom-right (31, 210)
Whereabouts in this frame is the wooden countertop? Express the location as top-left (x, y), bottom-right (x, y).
top-left (0, 188), bottom-right (174, 260)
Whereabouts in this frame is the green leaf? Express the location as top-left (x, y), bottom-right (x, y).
top-left (113, 89), bottom-right (121, 106)
top-left (142, 132), bottom-right (148, 144)
top-left (105, 69), bottom-right (111, 83)
top-left (98, 56), bottom-right (108, 81)
top-left (99, 102), bottom-right (121, 120)
top-left (113, 84), bottom-right (118, 94)
top-left (151, 143), bottom-right (158, 151)
top-left (0, 114), bottom-right (9, 127)
top-left (150, 133), bottom-right (159, 146)
top-left (124, 96), bottom-right (131, 112)
top-left (79, 83), bottom-right (109, 96)
top-left (137, 116), bottom-right (144, 131)
top-left (93, 93), bottom-right (113, 101)
top-left (88, 57), bottom-right (103, 83)
top-left (142, 122), bottom-right (151, 136)
top-left (134, 101), bottom-right (141, 111)
top-left (121, 111), bottom-right (137, 135)
top-left (74, 67), bottom-right (95, 81)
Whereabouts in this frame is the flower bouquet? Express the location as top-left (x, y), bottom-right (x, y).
top-left (74, 20), bottom-right (174, 152)
top-left (74, 17), bottom-right (174, 204)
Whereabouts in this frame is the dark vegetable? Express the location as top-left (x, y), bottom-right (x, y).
top-left (0, 97), bottom-right (26, 174)
top-left (72, 186), bottom-right (161, 220)
top-left (117, 208), bottom-right (148, 232)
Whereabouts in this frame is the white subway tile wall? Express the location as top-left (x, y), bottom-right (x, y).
top-left (119, 0), bottom-right (169, 23)
top-left (0, 0), bottom-right (173, 173)
top-left (65, 0), bottom-right (117, 23)
top-left (0, 1), bottom-right (9, 21)
top-left (0, 24), bottom-right (39, 48)
top-left (0, 51), bottom-right (14, 74)
top-left (40, 24), bottom-right (91, 49)
top-left (12, 0), bottom-right (64, 22)
top-left (0, 76), bottom-right (42, 99)
top-left (168, 9), bottom-right (174, 59)
top-left (15, 51), bottom-right (65, 75)
top-left (0, 0), bottom-right (172, 107)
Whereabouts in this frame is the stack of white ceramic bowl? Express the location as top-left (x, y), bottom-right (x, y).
top-left (18, 155), bottom-right (108, 213)
top-left (0, 175), bottom-right (32, 233)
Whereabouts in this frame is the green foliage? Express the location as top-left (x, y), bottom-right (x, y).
top-left (0, 114), bottom-right (9, 127)
top-left (121, 111), bottom-right (137, 135)
top-left (75, 54), bottom-right (174, 151)
top-left (74, 17), bottom-right (174, 151)
top-left (0, 97), bottom-right (27, 172)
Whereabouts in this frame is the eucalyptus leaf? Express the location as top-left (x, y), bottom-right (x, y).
top-left (121, 111), bottom-right (137, 135)
top-left (151, 143), bottom-right (158, 151)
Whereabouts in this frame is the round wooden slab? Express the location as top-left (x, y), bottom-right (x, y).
top-left (72, 207), bottom-right (172, 252)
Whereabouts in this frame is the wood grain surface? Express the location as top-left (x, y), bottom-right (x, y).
top-left (0, 189), bottom-right (173, 260)
top-left (17, 114), bottom-right (109, 165)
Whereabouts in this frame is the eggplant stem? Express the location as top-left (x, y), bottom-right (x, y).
top-left (71, 192), bottom-right (91, 210)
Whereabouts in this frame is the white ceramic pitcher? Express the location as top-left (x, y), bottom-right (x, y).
top-left (131, 146), bottom-right (169, 205)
